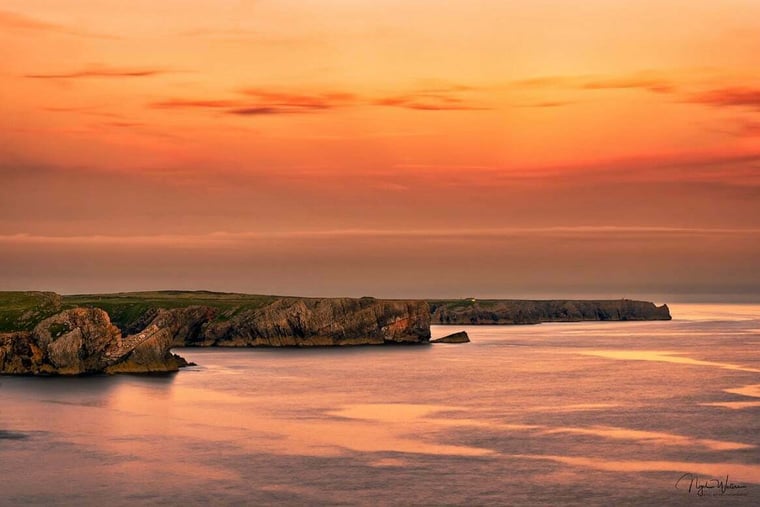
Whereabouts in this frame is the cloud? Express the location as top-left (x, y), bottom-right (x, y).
top-left (227, 107), bottom-right (292, 116)
top-left (240, 88), bottom-right (357, 110)
top-left (518, 101), bottom-right (575, 108)
top-left (0, 10), bottom-right (115, 39)
top-left (150, 99), bottom-right (247, 110)
top-left (150, 98), bottom-right (303, 116)
top-left (511, 72), bottom-right (676, 94)
top-left (738, 121), bottom-right (760, 136)
top-left (581, 77), bottom-right (675, 93)
top-left (372, 92), bottom-right (488, 111)
top-left (100, 121), bottom-right (145, 128)
top-left (2, 226), bottom-right (757, 247)
top-left (150, 86), bottom-right (488, 115)
top-left (25, 66), bottom-right (172, 79)
top-left (689, 87), bottom-right (760, 110)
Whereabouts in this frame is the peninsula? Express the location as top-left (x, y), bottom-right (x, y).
top-left (0, 291), bottom-right (670, 375)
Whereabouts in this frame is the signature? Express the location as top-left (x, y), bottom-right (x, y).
top-left (675, 473), bottom-right (748, 496)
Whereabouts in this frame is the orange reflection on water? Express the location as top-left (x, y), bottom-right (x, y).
top-left (580, 350), bottom-right (760, 373)
top-left (106, 390), bottom-right (497, 458)
top-left (725, 384), bottom-right (760, 398)
top-left (701, 401), bottom-right (760, 410)
top-left (542, 426), bottom-right (754, 451)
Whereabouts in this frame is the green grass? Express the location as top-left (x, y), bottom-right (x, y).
top-left (428, 298), bottom-right (499, 310)
top-left (0, 290), bottom-right (283, 332)
top-left (60, 291), bottom-right (281, 330)
top-left (0, 291), bottom-right (63, 332)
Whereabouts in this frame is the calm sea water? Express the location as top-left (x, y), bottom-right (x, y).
top-left (1, 304), bottom-right (758, 506)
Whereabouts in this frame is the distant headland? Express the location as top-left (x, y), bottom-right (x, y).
top-left (0, 291), bottom-right (670, 375)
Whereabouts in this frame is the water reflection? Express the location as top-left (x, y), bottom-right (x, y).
top-left (1, 304), bottom-right (759, 505)
top-left (516, 454), bottom-right (760, 482)
top-left (541, 425), bottom-right (754, 451)
top-left (580, 350), bottom-right (760, 373)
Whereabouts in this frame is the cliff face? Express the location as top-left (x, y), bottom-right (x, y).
top-left (0, 291), bottom-right (675, 375)
top-left (429, 299), bottom-right (671, 325)
top-left (0, 308), bottom-right (187, 375)
top-left (139, 298), bottom-right (432, 347)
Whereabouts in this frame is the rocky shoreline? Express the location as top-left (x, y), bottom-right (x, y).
top-left (0, 291), bottom-right (671, 375)
top-left (430, 298), bottom-right (671, 325)
top-left (0, 308), bottom-right (188, 375)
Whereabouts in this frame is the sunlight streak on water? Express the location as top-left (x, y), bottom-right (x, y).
top-left (579, 350), bottom-right (760, 373)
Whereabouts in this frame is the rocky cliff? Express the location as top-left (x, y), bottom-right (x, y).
top-left (0, 291), bottom-right (673, 376)
top-left (429, 299), bottom-right (671, 325)
top-left (0, 308), bottom-right (188, 375)
top-left (0, 295), bottom-right (433, 374)
top-left (125, 298), bottom-right (432, 347)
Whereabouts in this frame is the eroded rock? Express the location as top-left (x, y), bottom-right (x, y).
top-left (431, 331), bottom-right (470, 343)
top-left (0, 308), bottom-right (187, 375)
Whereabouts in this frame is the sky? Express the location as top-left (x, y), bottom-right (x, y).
top-left (1, 0), bottom-right (759, 301)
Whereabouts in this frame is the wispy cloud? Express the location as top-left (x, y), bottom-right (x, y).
top-left (0, 10), bottom-right (116, 39)
top-left (149, 98), bottom-right (299, 116)
top-left (150, 86), bottom-right (488, 115)
top-left (150, 99), bottom-right (247, 109)
top-left (25, 65), bottom-right (173, 79)
top-left (228, 107), bottom-right (296, 116)
top-left (511, 72), bottom-right (676, 94)
top-left (2, 226), bottom-right (757, 247)
top-left (240, 88), bottom-right (357, 111)
top-left (581, 77), bottom-right (675, 93)
top-left (689, 87), bottom-right (760, 110)
top-left (517, 100), bottom-right (576, 108)
top-left (372, 93), bottom-right (489, 111)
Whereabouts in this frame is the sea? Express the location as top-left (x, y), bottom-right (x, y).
top-left (1, 304), bottom-right (758, 506)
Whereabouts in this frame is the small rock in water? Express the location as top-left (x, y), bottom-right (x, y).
top-left (431, 331), bottom-right (470, 343)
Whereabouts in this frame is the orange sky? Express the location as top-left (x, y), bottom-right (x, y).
top-left (1, 1), bottom-right (759, 300)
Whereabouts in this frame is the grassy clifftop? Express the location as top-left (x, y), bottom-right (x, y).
top-left (0, 291), bottom-right (63, 332)
top-left (1, 291), bottom-right (671, 333)
top-left (0, 291), bottom-right (279, 332)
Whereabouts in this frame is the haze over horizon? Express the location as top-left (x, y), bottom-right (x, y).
top-left (2, 1), bottom-right (759, 301)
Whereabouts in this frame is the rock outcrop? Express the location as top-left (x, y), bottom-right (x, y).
top-left (431, 331), bottom-right (470, 343)
top-left (429, 299), bottom-right (671, 325)
top-left (0, 308), bottom-right (188, 375)
top-left (0, 291), bottom-right (676, 376)
top-left (150, 298), bottom-right (432, 347)
top-left (0, 297), bottom-right (432, 374)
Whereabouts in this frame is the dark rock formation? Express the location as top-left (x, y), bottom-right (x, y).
top-left (0, 291), bottom-right (675, 375)
top-left (431, 331), bottom-right (470, 343)
top-left (156, 298), bottom-right (431, 347)
top-left (0, 308), bottom-right (187, 375)
top-left (429, 299), bottom-right (671, 325)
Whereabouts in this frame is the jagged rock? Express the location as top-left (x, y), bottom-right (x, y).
top-left (35, 308), bottom-right (121, 374)
top-left (431, 331), bottom-right (470, 343)
top-left (106, 323), bottom-right (188, 373)
top-left (172, 298), bottom-right (431, 347)
top-left (0, 308), bottom-right (188, 375)
top-left (429, 299), bottom-right (671, 325)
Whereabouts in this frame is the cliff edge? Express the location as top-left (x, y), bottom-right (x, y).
top-left (0, 307), bottom-right (188, 375)
top-left (124, 297), bottom-right (432, 347)
top-left (429, 298), bottom-right (671, 325)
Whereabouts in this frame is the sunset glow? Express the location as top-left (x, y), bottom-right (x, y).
top-left (2, 0), bottom-right (759, 298)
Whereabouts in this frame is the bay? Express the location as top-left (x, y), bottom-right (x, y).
top-left (1, 304), bottom-right (758, 505)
